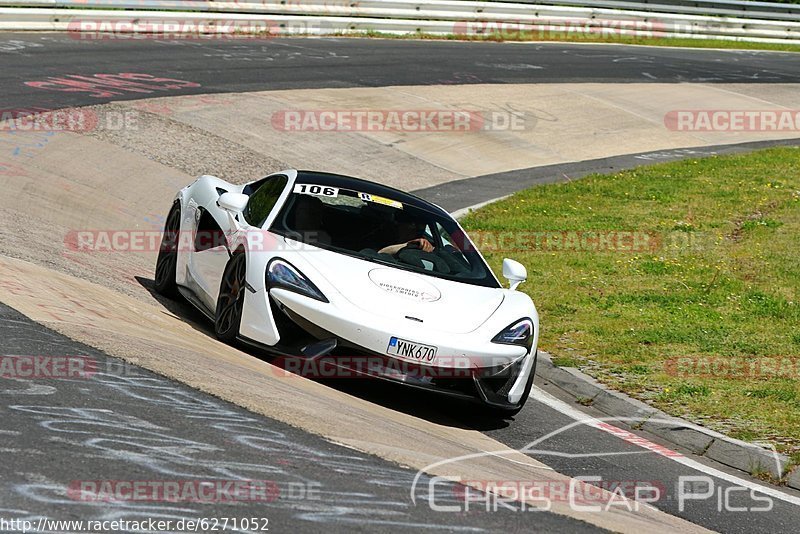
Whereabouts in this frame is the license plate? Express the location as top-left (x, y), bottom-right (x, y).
top-left (387, 337), bottom-right (437, 363)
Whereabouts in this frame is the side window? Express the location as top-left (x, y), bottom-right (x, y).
top-left (243, 175), bottom-right (288, 227)
top-left (436, 222), bottom-right (472, 271)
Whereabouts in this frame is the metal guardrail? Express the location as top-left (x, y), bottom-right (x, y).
top-left (1, 0), bottom-right (800, 44)
top-left (2, 0), bottom-right (799, 19)
top-left (513, 0), bottom-right (800, 16)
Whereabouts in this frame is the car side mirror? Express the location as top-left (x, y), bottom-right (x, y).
top-left (502, 258), bottom-right (527, 291)
top-left (217, 192), bottom-right (249, 213)
top-left (217, 192), bottom-right (249, 230)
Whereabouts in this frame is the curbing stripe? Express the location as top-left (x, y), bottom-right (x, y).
top-left (788, 469), bottom-right (800, 491)
top-left (536, 351), bottom-right (795, 483)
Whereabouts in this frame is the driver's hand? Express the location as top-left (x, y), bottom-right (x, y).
top-left (407, 238), bottom-right (434, 253)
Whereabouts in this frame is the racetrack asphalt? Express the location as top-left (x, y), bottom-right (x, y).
top-left (0, 301), bottom-right (607, 533)
top-left (416, 138), bottom-right (800, 213)
top-left (2, 33), bottom-right (800, 532)
top-left (3, 34), bottom-right (800, 111)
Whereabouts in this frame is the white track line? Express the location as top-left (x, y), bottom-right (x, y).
top-left (532, 386), bottom-right (800, 507)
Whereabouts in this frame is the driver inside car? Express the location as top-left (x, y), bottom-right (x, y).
top-left (378, 214), bottom-right (434, 256)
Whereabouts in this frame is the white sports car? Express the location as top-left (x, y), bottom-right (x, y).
top-left (154, 170), bottom-right (539, 415)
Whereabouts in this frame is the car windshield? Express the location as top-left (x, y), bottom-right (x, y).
top-left (269, 177), bottom-right (500, 288)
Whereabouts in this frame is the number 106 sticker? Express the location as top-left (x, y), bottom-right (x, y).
top-left (293, 184), bottom-right (338, 197)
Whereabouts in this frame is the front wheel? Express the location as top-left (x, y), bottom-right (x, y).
top-left (215, 252), bottom-right (247, 342)
top-left (154, 202), bottom-right (181, 298)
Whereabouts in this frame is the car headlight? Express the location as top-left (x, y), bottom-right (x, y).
top-left (267, 259), bottom-right (328, 302)
top-left (492, 318), bottom-right (534, 351)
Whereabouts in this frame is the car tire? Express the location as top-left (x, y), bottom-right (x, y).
top-left (154, 202), bottom-right (181, 298)
top-left (215, 252), bottom-right (247, 342)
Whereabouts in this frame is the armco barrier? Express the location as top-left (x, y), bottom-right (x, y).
top-left (1, 0), bottom-right (800, 44)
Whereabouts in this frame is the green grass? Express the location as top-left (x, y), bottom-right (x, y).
top-left (551, 356), bottom-right (581, 367)
top-left (461, 147), bottom-right (800, 461)
top-left (333, 30), bottom-right (800, 54)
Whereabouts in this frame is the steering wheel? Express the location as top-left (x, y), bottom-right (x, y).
top-left (397, 247), bottom-right (451, 274)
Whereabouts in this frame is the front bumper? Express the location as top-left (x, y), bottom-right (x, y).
top-left (269, 288), bottom-right (529, 369)
top-left (264, 289), bottom-right (536, 408)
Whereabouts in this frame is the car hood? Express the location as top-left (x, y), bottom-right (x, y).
top-left (289, 243), bottom-right (504, 334)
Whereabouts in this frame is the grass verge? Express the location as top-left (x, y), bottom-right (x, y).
top-left (461, 147), bottom-right (800, 463)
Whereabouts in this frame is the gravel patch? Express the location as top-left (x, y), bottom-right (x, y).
top-left (84, 103), bottom-right (287, 184)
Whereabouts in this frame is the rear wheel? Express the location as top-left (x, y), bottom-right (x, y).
top-left (215, 252), bottom-right (247, 342)
top-left (154, 202), bottom-right (181, 298)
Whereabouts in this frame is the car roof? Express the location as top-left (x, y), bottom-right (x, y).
top-left (295, 170), bottom-right (449, 218)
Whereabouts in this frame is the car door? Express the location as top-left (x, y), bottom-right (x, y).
top-left (189, 174), bottom-right (289, 308)
top-left (187, 197), bottom-right (233, 309)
